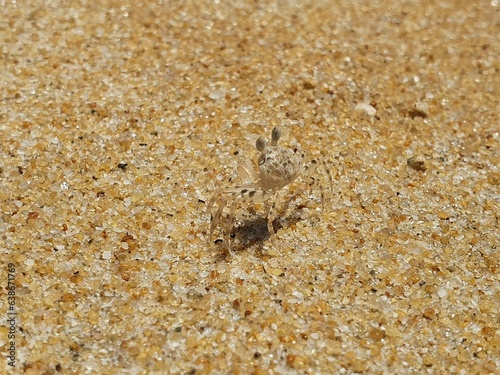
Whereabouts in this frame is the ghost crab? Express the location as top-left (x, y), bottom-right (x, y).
top-left (207, 127), bottom-right (330, 254)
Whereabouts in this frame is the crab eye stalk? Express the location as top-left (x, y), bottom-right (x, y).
top-left (256, 136), bottom-right (267, 152)
top-left (271, 127), bottom-right (281, 146)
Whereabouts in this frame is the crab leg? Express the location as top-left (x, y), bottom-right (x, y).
top-left (207, 187), bottom-right (223, 213)
top-left (267, 191), bottom-right (281, 244)
top-left (224, 199), bottom-right (238, 255)
top-left (209, 196), bottom-right (229, 242)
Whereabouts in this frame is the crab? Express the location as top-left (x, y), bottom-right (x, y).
top-left (207, 127), bottom-right (330, 254)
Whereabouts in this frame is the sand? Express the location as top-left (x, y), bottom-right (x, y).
top-left (1, 0), bottom-right (498, 374)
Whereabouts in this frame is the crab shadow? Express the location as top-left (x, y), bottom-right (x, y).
top-left (214, 211), bottom-right (305, 256)
top-left (237, 217), bottom-right (276, 247)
